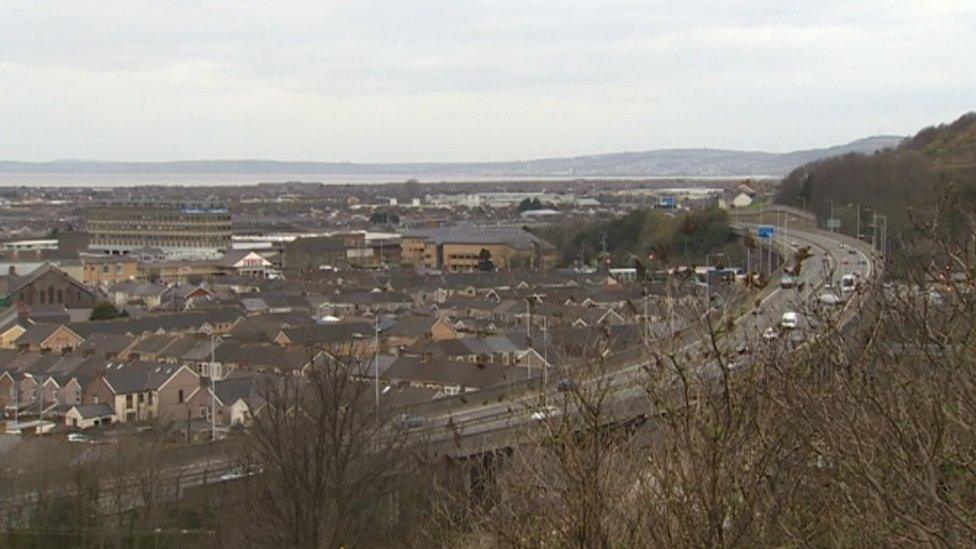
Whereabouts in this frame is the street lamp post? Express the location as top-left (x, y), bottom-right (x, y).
top-left (823, 199), bottom-right (835, 232)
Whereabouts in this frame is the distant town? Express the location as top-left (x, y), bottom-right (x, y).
top-left (0, 176), bottom-right (770, 439)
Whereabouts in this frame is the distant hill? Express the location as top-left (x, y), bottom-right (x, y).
top-left (0, 136), bottom-right (903, 179)
top-left (776, 112), bottom-right (976, 243)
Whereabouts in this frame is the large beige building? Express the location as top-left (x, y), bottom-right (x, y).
top-left (87, 201), bottom-right (232, 259)
top-left (401, 226), bottom-right (556, 271)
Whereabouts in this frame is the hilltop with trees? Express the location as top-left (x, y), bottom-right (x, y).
top-left (776, 112), bottom-right (976, 246)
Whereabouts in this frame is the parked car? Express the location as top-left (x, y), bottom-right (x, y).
top-left (67, 433), bottom-right (90, 443)
top-left (763, 326), bottom-right (779, 340)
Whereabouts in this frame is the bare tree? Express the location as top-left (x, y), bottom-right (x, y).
top-left (232, 353), bottom-right (426, 548)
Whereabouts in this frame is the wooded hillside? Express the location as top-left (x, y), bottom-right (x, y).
top-left (776, 113), bottom-right (976, 243)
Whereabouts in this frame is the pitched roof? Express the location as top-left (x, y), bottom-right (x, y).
top-left (219, 343), bottom-right (317, 372)
top-left (213, 376), bottom-right (258, 406)
top-left (16, 323), bottom-right (80, 347)
top-left (128, 334), bottom-right (179, 355)
top-left (69, 306), bottom-right (243, 337)
top-left (7, 263), bottom-right (93, 298)
top-left (384, 357), bottom-right (533, 390)
top-left (76, 333), bottom-right (137, 357)
top-left (401, 225), bottom-right (555, 251)
top-left (102, 362), bottom-right (193, 394)
top-left (277, 321), bottom-right (373, 346)
top-left (107, 280), bottom-right (170, 298)
top-left (69, 403), bottom-right (115, 419)
top-left (386, 314), bottom-right (441, 337)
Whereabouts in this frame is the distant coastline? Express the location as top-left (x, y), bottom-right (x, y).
top-left (0, 135), bottom-right (904, 187)
top-left (0, 172), bottom-right (780, 188)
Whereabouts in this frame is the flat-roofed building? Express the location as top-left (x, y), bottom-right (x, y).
top-left (401, 225), bottom-right (556, 272)
top-left (87, 200), bottom-right (232, 259)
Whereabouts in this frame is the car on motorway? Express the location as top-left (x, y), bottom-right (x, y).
top-left (840, 274), bottom-right (857, 293)
top-left (67, 432), bottom-right (90, 443)
top-left (780, 274), bottom-right (797, 289)
top-left (763, 326), bottom-right (779, 340)
top-left (219, 466), bottom-right (260, 482)
top-left (781, 311), bottom-right (799, 329)
top-left (400, 415), bottom-right (425, 429)
top-left (530, 405), bottom-right (560, 421)
top-left (848, 248), bottom-right (857, 255)
top-left (818, 292), bottom-right (843, 306)
top-left (841, 258), bottom-right (850, 265)
top-left (786, 329), bottom-right (808, 349)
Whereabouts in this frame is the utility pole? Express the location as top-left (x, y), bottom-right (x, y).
top-left (705, 254), bottom-right (711, 315)
top-left (542, 318), bottom-right (549, 389)
top-left (207, 329), bottom-right (217, 441)
top-left (854, 204), bottom-right (860, 241)
top-left (642, 287), bottom-right (649, 345)
top-left (525, 298), bottom-right (532, 381)
top-left (374, 314), bottom-right (380, 414)
top-left (878, 215), bottom-right (888, 260)
top-left (784, 210), bottom-right (789, 245)
top-left (37, 376), bottom-right (43, 435)
top-left (871, 211), bottom-right (878, 250)
top-left (668, 272), bottom-right (676, 338)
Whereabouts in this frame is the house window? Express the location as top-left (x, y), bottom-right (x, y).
top-left (178, 389), bottom-right (184, 403)
top-left (126, 394), bottom-right (133, 408)
top-left (39, 292), bottom-right (45, 304)
top-left (57, 290), bottom-right (63, 304)
top-left (138, 393), bottom-right (144, 403)
top-left (148, 392), bottom-right (154, 405)
top-left (93, 395), bottom-right (99, 404)
top-left (48, 286), bottom-right (54, 304)
top-left (102, 265), bottom-right (110, 274)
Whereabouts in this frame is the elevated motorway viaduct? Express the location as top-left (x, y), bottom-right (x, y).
top-left (417, 208), bottom-right (882, 458)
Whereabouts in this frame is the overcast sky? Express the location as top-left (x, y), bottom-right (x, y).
top-left (1, 1), bottom-right (974, 162)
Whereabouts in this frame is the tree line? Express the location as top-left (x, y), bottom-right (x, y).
top-left (533, 207), bottom-right (739, 268)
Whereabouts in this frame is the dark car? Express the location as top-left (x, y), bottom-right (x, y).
top-left (556, 379), bottom-right (577, 392)
top-left (401, 415), bottom-right (425, 429)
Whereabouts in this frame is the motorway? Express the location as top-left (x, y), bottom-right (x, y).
top-left (416, 221), bottom-right (879, 451)
top-left (0, 219), bottom-right (880, 518)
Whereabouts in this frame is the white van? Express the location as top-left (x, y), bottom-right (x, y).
top-left (781, 311), bottom-right (799, 330)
